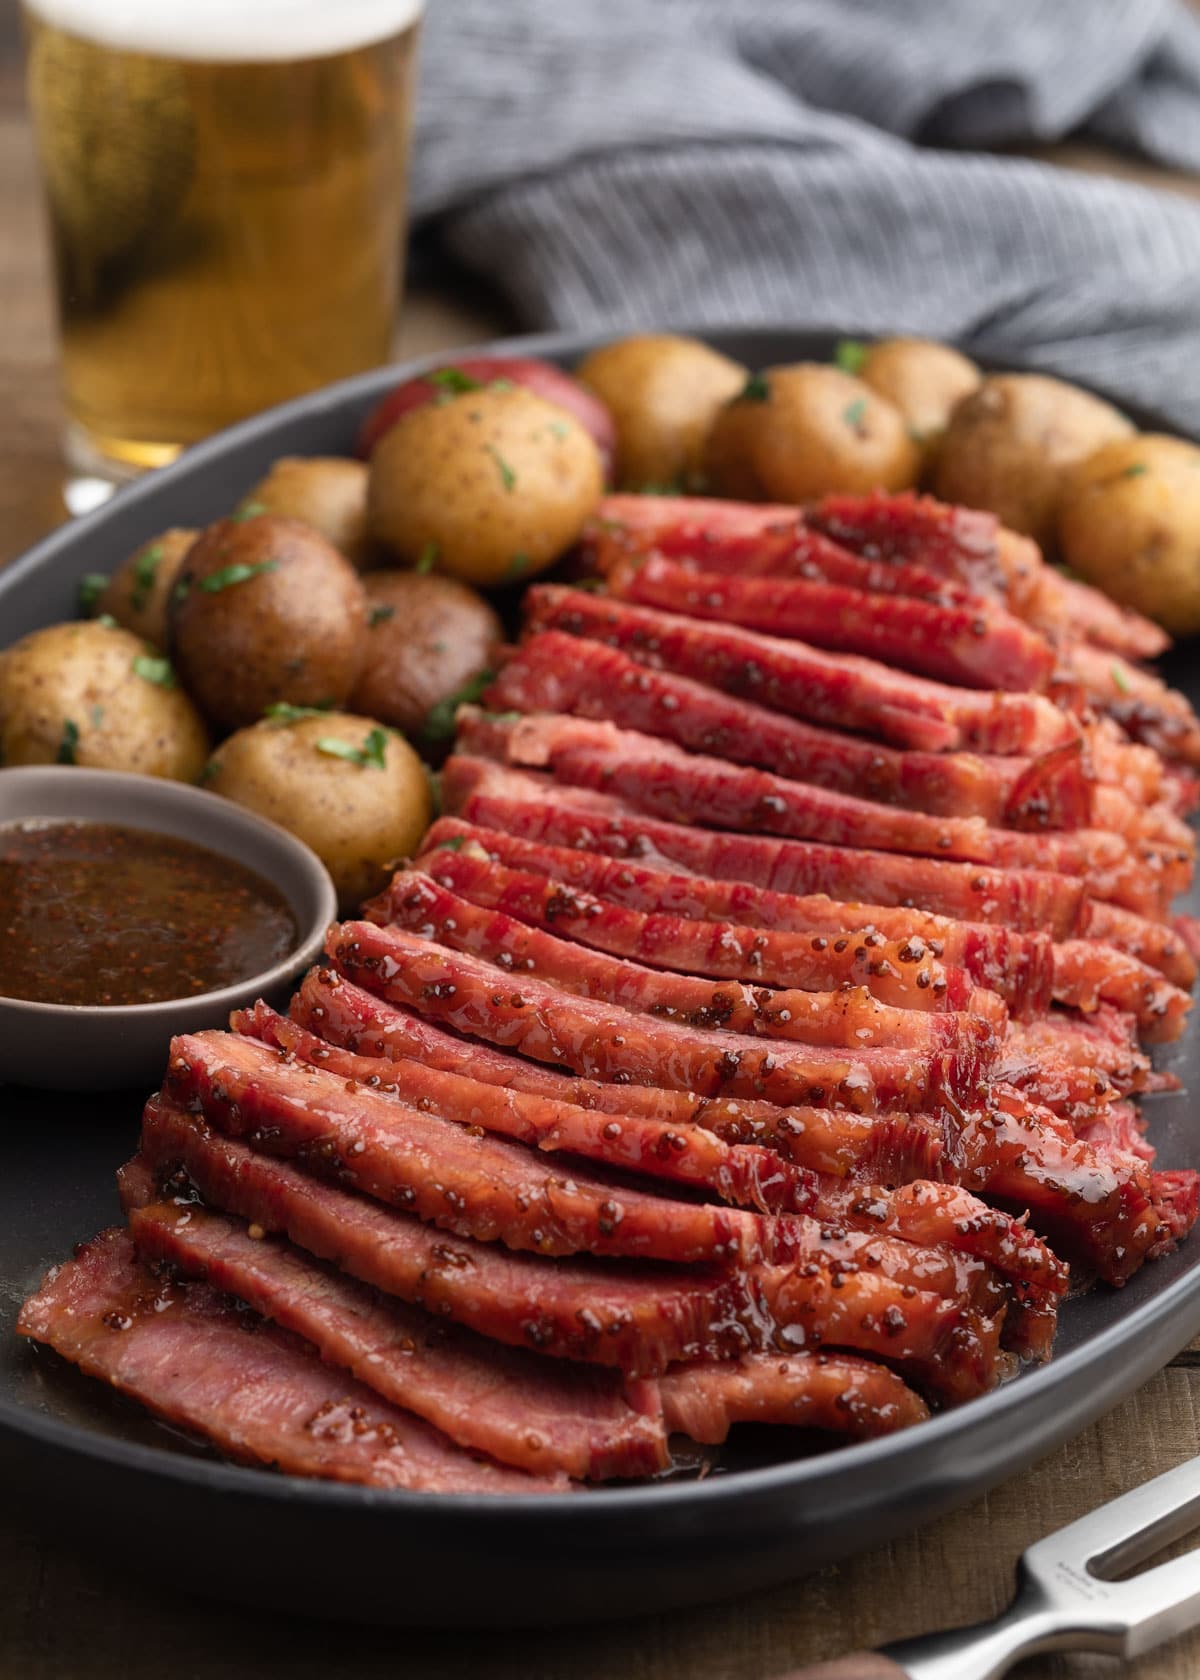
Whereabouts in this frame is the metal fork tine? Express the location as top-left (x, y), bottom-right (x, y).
top-left (1120, 1552), bottom-right (1200, 1657)
top-left (1024, 1456), bottom-right (1200, 1578)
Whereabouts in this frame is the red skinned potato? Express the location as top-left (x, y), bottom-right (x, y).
top-left (356, 356), bottom-right (616, 478)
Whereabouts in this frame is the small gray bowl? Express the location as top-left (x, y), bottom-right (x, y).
top-left (0, 767), bottom-right (337, 1092)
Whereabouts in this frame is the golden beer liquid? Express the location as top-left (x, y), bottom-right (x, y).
top-left (22, 5), bottom-right (419, 477)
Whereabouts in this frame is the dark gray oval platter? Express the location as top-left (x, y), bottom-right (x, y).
top-left (2, 327), bottom-right (1199, 1629)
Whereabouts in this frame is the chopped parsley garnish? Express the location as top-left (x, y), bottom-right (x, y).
top-left (231, 500), bottom-right (268, 521)
top-left (316, 727), bottom-right (389, 769)
top-left (843, 397), bottom-right (868, 432)
top-left (437, 834), bottom-right (467, 851)
top-left (133, 654), bottom-right (176, 689)
top-left (95, 613), bottom-right (118, 630)
top-left (1111, 663), bottom-right (1132, 695)
top-left (78, 572), bottom-right (108, 615)
top-left (739, 372), bottom-right (770, 402)
top-left (505, 552), bottom-right (531, 580)
top-left (430, 367), bottom-right (484, 395)
top-left (90, 704), bottom-right (104, 728)
top-left (369, 603), bottom-right (396, 628)
top-left (415, 542), bottom-right (439, 574)
top-left (834, 339), bottom-right (869, 374)
top-left (1122, 462), bottom-right (1148, 478)
top-left (263, 701), bottom-right (332, 723)
top-left (173, 577), bottom-right (191, 604)
top-left (485, 444), bottom-right (517, 492)
top-left (572, 576), bottom-right (608, 594)
top-left (637, 481), bottom-right (683, 495)
top-left (422, 668), bottom-right (495, 743)
top-left (197, 559), bottom-right (279, 593)
top-left (56, 718), bottom-right (79, 764)
top-left (130, 543), bottom-right (164, 610)
top-left (547, 419), bottom-right (570, 440)
top-left (198, 758), bottom-right (219, 785)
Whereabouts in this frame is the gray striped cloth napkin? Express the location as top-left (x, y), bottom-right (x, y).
top-left (411, 0), bottom-right (1200, 430)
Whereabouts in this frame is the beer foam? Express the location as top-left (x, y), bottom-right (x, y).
top-left (25, 0), bottom-right (423, 61)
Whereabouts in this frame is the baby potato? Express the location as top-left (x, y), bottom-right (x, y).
top-left (0, 619), bottom-right (207, 780)
top-left (236, 457), bottom-right (376, 569)
top-left (855, 338), bottom-right (981, 466)
top-left (703, 364), bottom-right (920, 502)
top-left (932, 373), bottom-right (1134, 552)
top-left (350, 570), bottom-right (502, 740)
top-left (1057, 434), bottom-right (1200, 635)
top-left (206, 711), bottom-right (431, 909)
top-left (574, 334), bottom-right (747, 490)
top-left (170, 514), bottom-right (367, 732)
top-left (96, 528), bottom-right (197, 648)
top-left (367, 385), bottom-right (604, 588)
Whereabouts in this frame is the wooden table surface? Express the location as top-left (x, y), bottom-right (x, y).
top-left (3, 12), bottom-right (1200, 1677)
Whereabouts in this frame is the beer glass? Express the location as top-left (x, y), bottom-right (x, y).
top-left (22, 0), bottom-right (422, 494)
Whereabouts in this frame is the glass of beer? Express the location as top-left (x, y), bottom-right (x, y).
top-left (21, 0), bottom-right (422, 495)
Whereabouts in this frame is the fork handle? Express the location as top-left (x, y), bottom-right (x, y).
top-left (772, 1658), bottom-right (909, 1679)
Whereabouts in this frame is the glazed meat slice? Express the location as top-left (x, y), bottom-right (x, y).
top-left (240, 1000), bottom-right (1064, 1337)
top-left (487, 631), bottom-right (1095, 830)
top-left (370, 867), bottom-right (1002, 1053)
top-left (805, 490), bottom-right (1169, 660)
top-left (329, 920), bottom-right (976, 1112)
top-left (1060, 639), bottom-right (1200, 767)
top-left (411, 839), bottom-right (991, 1016)
top-left (291, 971), bottom-right (1140, 1288)
top-left (656, 1350), bottom-right (929, 1441)
top-left (137, 1101), bottom-right (990, 1403)
top-left (136, 1103), bottom-right (770, 1374)
top-left (419, 818), bottom-right (1056, 1017)
top-left (525, 586), bottom-right (1078, 756)
top-left (123, 1186), bottom-right (665, 1482)
top-left (170, 1027), bottom-right (1000, 1314)
top-left (445, 760), bottom-right (1188, 973)
top-left (597, 492), bottom-right (1011, 607)
top-left (164, 1031), bottom-right (782, 1266)
top-left (1052, 940), bottom-right (1192, 1042)
top-left (17, 1227), bottom-right (543, 1493)
top-left (605, 552), bottom-right (1056, 692)
top-left (235, 1003), bottom-right (814, 1215)
top-left (289, 971), bottom-right (950, 1183)
top-left (457, 711), bottom-right (1174, 917)
top-left (128, 1161), bottom-right (931, 1455)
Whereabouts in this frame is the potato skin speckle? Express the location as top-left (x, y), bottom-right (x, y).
top-left (0, 619), bottom-right (208, 780)
top-left (98, 527), bottom-right (196, 649)
top-left (704, 363), bottom-right (919, 502)
top-left (366, 385), bottom-right (604, 587)
top-left (350, 571), bottom-right (501, 739)
top-left (206, 712), bottom-right (431, 910)
top-left (574, 333), bottom-right (747, 490)
top-left (932, 373), bottom-right (1133, 553)
top-left (170, 514), bottom-right (367, 732)
top-left (1058, 433), bottom-right (1200, 634)
top-left (236, 457), bottom-right (377, 570)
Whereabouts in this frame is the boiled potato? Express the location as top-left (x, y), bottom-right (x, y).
top-left (236, 457), bottom-right (376, 569)
top-left (0, 619), bottom-right (207, 779)
top-left (855, 338), bottom-right (981, 466)
top-left (350, 571), bottom-right (502, 740)
top-left (574, 334), bottom-right (747, 490)
top-left (95, 527), bottom-right (196, 648)
top-left (170, 514), bottom-right (366, 732)
top-left (932, 373), bottom-right (1134, 552)
top-left (703, 363), bottom-right (920, 502)
top-left (368, 386), bottom-right (604, 589)
top-left (206, 711), bottom-right (431, 909)
top-left (1058, 434), bottom-right (1200, 635)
